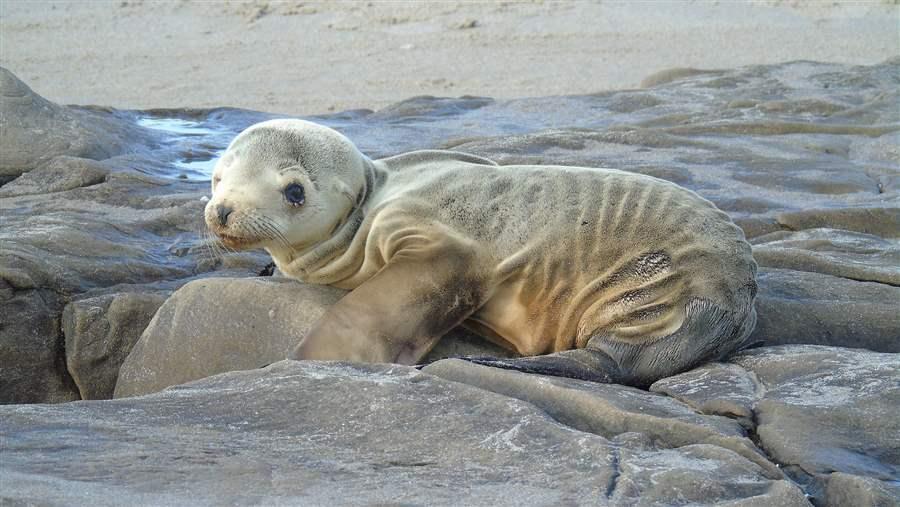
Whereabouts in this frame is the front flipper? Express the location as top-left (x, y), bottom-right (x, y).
top-left (290, 247), bottom-right (485, 365)
top-left (454, 348), bottom-right (620, 384)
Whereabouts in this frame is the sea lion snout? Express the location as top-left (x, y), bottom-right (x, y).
top-left (203, 199), bottom-right (226, 231)
top-left (203, 199), bottom-right (244, 247)
top-left (215, 204), bottom-right (234, 227)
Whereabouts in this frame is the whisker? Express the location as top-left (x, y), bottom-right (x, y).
top-left (203, 229), bottom-right (226, 261)
top-left (258, 215), bottom-right (292, 251)
top-left (256, 220), bottom-right (287, 248)
top-left (244, 212), bottom-right (290, 252)
top-left (197, 224), bottom-right (218, 262)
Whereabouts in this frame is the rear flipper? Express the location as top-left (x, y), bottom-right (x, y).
top-left (430, 297), bottom-right (757, 388)
top-left (448, 348), bottom-right (620, 384)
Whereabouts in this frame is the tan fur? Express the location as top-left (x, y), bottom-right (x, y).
top-left (205, 120), bottom-right (757, 382)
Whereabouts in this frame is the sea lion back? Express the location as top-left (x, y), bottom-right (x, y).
top-left (379, 152), bottom-right (757, 385)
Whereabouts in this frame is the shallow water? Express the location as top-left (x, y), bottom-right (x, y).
top-left (136, 115), bottom-right (237, 180)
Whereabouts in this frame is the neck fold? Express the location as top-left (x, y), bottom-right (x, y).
top-left (282, 157), bottom-right (378, 280)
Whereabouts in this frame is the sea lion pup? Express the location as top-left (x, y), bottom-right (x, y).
top-left (205, 119), bottom-right (757, 387)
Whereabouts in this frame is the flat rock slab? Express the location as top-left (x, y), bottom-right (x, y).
top-left (423, 359), bottom-right (781, 479)
top-left (750, 267), bottom-right (900, 352)
top-left (1, 360), bottom-right (808, 507)
top-left (652, 345), bottom-right (900, 506)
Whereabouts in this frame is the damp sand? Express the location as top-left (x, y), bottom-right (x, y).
top-left (1, 0), bottom-right (898, 116)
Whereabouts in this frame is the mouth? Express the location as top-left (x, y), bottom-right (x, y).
top-left (215, 232), bottom-right (257, 249)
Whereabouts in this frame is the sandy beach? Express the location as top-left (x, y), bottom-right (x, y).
top-left (1, 0), bottom-right (898, 115)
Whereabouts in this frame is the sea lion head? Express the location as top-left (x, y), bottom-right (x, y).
top-left (204, 119), bottom-right (369, 256)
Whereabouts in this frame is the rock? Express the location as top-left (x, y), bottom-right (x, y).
top-left (824, 472), bottom-right (900, 507)
top-left (0, 155), bottom-right (109, 198)
top-left (423, 359), bottom-right (782, 479)
top-left (736, 347), bottom-right (899, 479)
top-left (424, 325), bottom-right (516, 362)
top-left (62, 291), bottom-right (169, 399)
top-left (649, 362), bottom-right (760, 428)
top-left (114, 278), bottom-right (515, 399)
top-left (775, 208), bottom-right (900, 239)
top-left (750, 268), bottom-right (900, 352)
top-left (0, 66), bottom-right (153, 182)
top-left (640, 67), bottom-right (725, 88)
top-left (0, 78), bottom-right (269, 402)
top-left (0, 163), bottom-right (251, 403)
top-left (650, 345), bottom-right (900, 506)
top-left (1, 360), bottom-right (808, 506)
top-left (114, 278), bottom-right (345, 398)
top-left (0, 278), bottom-right (79, 404)
top-left (752, 228), bottom-right (900, 285)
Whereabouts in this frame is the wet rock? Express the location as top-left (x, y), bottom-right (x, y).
top-left (423, 359), bottom-right (781, 479)
top-left (0, 280), bottom-right (78, 404)
top-left (649, 362), bottom-right (760, 428)
top-left (1, 361), bottom-right (807, 506)
top-left (63, 291), bottom-right (169, 400)
top-left (0, 168), bottom-right (215, 403)
top-left (824, 472), bottom-right (900, 507)
top-left (752, 228), bottom-right (900, 285)
top-left (0, 156), bottom-right (109, 198)
top-left (114, 278), bottom-right (514, 399)
top-left (650, 345), bottom-right (900, 506)
top-left (640, 67), bottom-right (725, 88)
top-left (750, 268), bottom-right (900, 352)
top-left (735, 346), bottom-right (899, 481)
top-left (775, 208), bottom-right (900, 239)
top-left (0, 78), bottom-right (269, 402)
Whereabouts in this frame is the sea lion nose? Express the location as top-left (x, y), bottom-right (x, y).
top-left (216, 204), bottom-right (233, 227)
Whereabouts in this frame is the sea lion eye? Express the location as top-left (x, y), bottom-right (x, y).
top-left (284, 183), bottom-right (305, 206)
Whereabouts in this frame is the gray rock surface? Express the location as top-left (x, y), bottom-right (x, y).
top-left (423, 359), bottom-right (781, 479)
top-left (1, 360), bottom-right (810, 506)
top-left (0, 157), bottom-right (266, 402)
top-left (0, 285), bottom-right (77, 404)
top-left (751, 228), bottom-right (900, 286)
top-left (648, 362), bottom-right (761, 428)
top-left (824, 472), bottom-right (900, 507)
top-left (651, 345), bottom-right (900, 506)
top-left (114, 278), bottom-right (344, 398)
top-left (750, 268), bottom-right (900, 352)
top-left (0, 155), bottom-right (110, 198)
top-left (0, 67), bottom-right (152, 183)
top-left (737, 347), bottom-right (899, 484)
top-left (115, 277), bottom-right (514, 399)
top-left (0, 71), bottom-right (268, 403)
top-left (63, 291), bottom-right (169, 400)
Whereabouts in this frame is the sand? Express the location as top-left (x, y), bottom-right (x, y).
top-left (1, 0), bottom-right (898, 116)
